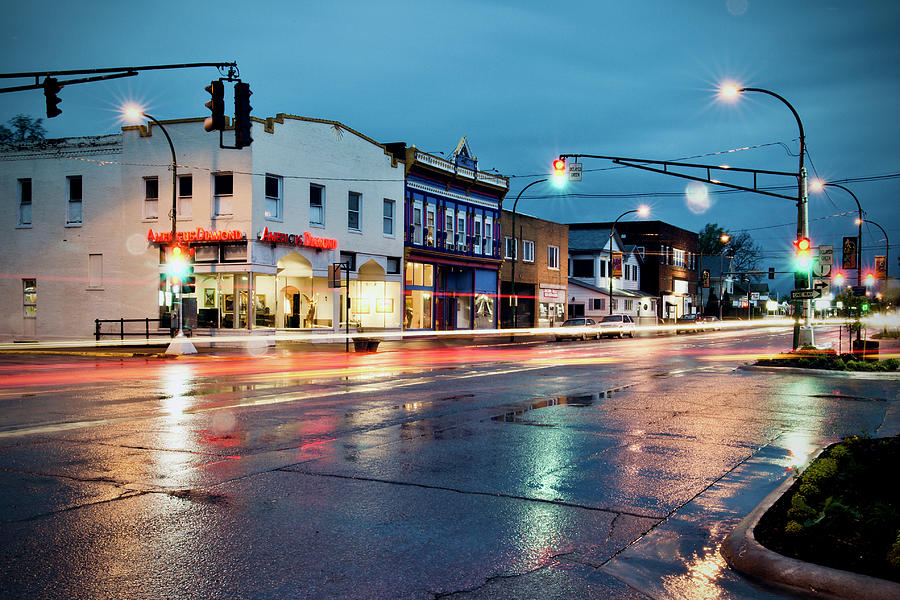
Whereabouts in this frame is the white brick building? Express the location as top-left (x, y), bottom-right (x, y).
top-left (1, 114), bottom-right (405, 341)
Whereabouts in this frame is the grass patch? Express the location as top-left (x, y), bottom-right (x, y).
top-left (756, 354), bottom-right (899, 372)
top-left (755, 435), bottom-right (900, 582)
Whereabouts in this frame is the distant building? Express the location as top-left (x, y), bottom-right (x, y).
top-left (569, 220), bottom-right (699, 321)
top-left (499, 209), bottom-right (568, 328)
top-left (383, 138), bottom-right (509, 331)
top-left (567, 228), bottom-right (657, 325)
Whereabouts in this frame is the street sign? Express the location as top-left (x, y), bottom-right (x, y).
top-left (813, 278), bottom-right (830, 290)
top-left (812, 261), bottom-right (832, 278)
top-left (750, 292), bottom-right (760, 301)
top-left (791, 288), bottom-right (822, 300)
top-left (818, 244), bottom-right (833, 265)
top-left (568, 162), bottom-right (582, 182)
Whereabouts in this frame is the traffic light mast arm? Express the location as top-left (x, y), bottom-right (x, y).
top-left (557, 153), bottom-right (798, 201)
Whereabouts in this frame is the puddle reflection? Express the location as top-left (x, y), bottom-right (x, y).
top-left (492, 389), bottom-right (621, 423)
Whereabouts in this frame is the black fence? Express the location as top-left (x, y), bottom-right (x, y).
top-left (94, 317), bottom-right (167, 341)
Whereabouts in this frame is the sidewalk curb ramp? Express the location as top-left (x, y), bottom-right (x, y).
top-left (720, 462), bottom-right (900, 600)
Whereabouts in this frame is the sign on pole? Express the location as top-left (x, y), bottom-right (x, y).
top-left (791, 288), bottom-right (822, 300)
top-left (875, 255), bottom-right (887, 280)
top-left (812, 261), bottom-right (832, 278)
top-left (818, 244), bottom-right (833, 265)
top-left (568, 162), bottom-right (582, 182)
top-left (842, 237), bottom-right (858, 269)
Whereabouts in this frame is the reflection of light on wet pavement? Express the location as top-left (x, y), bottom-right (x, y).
top-left (780, 431), bottom-right (816, 471)
top-left (661, 545), bottom-right (729, 599)
top-left (162, 363), bottom-right (194, 416)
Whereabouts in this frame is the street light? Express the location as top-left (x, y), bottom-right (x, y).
top-left (809, 180), bottom-right (864, 286)
top-left (123, 105), bottom-right (196, 355)
top-left (720, 83), bottom-right (811, 347)
top-left (718, 233), bottom-right (730, 320)
top-left (509, 178), bottom-right (548, 329)
top-left (609, 206), bottom-right (649, 315)
top-left (861, 218), bottom-right (889, 285)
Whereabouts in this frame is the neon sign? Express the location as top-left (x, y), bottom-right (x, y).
top-left (258, 227), bottom-right (337, 250)
top-left (147, 228), bottom-right (246, 244)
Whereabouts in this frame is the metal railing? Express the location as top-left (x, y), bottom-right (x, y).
top-left (94, 318), bottom-right (165, 341)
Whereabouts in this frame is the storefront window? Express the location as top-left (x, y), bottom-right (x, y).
top-left (474, 293), bottom-right (494, 329)
top-left (197, 274), bottom-right (219, 328)
top-left (254, 274), bottom-right (276, 327)
top-left (349, 279), bottom-right (402, 329)
top-left (405, 291), bottom-right (432, 329)
top-left (456, 296), bottom-right (472, 329)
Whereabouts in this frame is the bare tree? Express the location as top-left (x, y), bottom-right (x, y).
top-left (0, 114), bottom-right (46, 143)
top-left (699, 222), bottom-right (762, 275)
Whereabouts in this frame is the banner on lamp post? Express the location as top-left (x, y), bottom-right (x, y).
top-left (875, 255), bottom-right (886, 280)
top-left (611, 253), bottom-right (623, 278)
top-left (842, 236), bottom-right (858, 270)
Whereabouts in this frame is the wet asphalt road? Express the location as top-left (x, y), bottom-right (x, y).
top-left (0, 326), bottom-right (897, 599)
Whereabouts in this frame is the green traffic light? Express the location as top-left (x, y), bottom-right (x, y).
top-left (861, 303), bottom-right (869, 312)
top-left (169, 256), bottom-right (188, 279)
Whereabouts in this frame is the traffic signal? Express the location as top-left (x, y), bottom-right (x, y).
top-left (865, 272), bottom-right (875, 286)
top-left (182, 262), bottom-right (195, 294)
top-left (43, 77), bottom-right (63, 118)
top-left (553, 158), bottom-right (566, 177)
top-left (701, 269), bottom-right (710, 288)
top-left (169, 245), bottom-right (188, 280)
top-left (792, 237), bottom-right (811, 271)
top-left (234, 81), bottom-right (253, 148)
top-left (861, 302), bottom-right (869, 312)
top-left (768, 267), bottom-right (775, 280)
top-left (204, 80), bottom-right (226, 132)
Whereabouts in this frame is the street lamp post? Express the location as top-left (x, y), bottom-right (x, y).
top-left (125, 107), bottom-right (196, 355)
top-left (812, 181), bottom-right (863, 286)
top-left (609, 207), bottom-right (649, 315)
top-left (723, 85), bottom-right (810, 347)
top-left (509, 178), bottom-right (547, 329)
top-left (861, 218), bottom-right (889, 285)
top-left (718, 234), bottom-right (730, 321)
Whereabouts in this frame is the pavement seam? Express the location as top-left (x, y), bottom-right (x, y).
top-left (277, 468), bottom-right (664, 520)
top-left (3, 487), bottom-right (148, 523)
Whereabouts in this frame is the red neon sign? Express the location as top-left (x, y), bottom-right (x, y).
top-left (258, 227), bottom-right (338, 250)
top-left (147, 228), bottom-right (246, 244)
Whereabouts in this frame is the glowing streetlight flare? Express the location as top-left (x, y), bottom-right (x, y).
top-left (720, 233), bottom-right (731, 243)
top-left (719, 82), bottom-right (742, 100)
top-left (637, 205), bottom-right (650, 218)
top-left (123, 104), bottom-right (146, 123)
top-left (808, 179), bottom-right (825, 192)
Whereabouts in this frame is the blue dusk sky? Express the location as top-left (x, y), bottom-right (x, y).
top-left (2, 1), bottom-right (898, 289)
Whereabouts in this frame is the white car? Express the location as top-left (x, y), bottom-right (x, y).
top-left (556, 318), bottom-right (599, 341)
top-left (597, 314), bottom-right (636, 338)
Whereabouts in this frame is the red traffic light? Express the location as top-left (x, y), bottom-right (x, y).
top-left (553, 158), bottom-right (566, 175)
top-left (793, 237), bottom-right (811, 252)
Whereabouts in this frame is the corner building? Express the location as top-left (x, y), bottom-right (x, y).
top-left (1, 114), bottom-right (405, 341)
top-left (384, 140), bottom-right (508, 331)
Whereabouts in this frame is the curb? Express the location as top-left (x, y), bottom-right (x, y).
top-left (738, 364), bottom-right (900, 379)
top-left (720, 456), bottom-right (900, 600)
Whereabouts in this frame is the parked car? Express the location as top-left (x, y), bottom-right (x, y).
top-left (675, 314), bottom-right (719, 333)
top-left (556, 317), bottom-right (598, 341)
top-left (597, 314), bottom-right (636, 338)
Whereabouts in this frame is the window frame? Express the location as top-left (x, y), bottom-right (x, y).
top-left (23, 279), bottom-right (36, 318)
top-left (66, 175), bottom-right (83, 226)
top-left (523, 240), bottom-right (535, 263)
top-left (548, 245), bottom-right (560, 270)
top-left (143, 176), bottom-right (159, 221)
top-left (383, 198), bottom-right (395, 236)
top-left (178, 174), bottom-right (193, 220)
top-left (17, 178), bottom-right (32, 227)
top-left (348, 191), bottom-right (361, 231)
top-left (504, 236), bottom-right (517, 260)
top-left (309, 183), bottom-right (325, 226)
top-left (212, 172), bottom-right (233, 218)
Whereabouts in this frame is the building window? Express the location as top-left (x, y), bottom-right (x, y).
top-left (625, 299), bottom-right (634, 311)
top-left (612, 299), bottom-right (618, 311)
top-left (178, 175), bottom-right (192, 220)
top-left (143, 176), bottom-right (159, 220)
top-left (425, 205), bottom-right (435, 246)
top-left (474, 216), bottom-right (483, 254)
top-left (386, 256), bottom-right (401, 274)
top-left (18, 178), bottom-right (32, 226)
top-left (88, 254), bottom-right (103, 289)
top-left (673, 248), bottom-right (685, 268)
top-left (504, 236), bottom-right (517, 260)
top-left (383, 199), bottom-right (395, 235)
top-left (263, 174), bottom-right (281, 220)
top-left (600, 260), bottom-right (606, 278)
top-left (548, 245), bottom-right (559, 270)
top-left (66, 175), bottom-right (82, 225)
top-left (213, 172), bottom-right (233, 217)
top-left (23, 279), bottom-right (36, 318)
top-left (592, 298), bottom-right (606, 311)
top-left (572, 259), bottom-right (593, 278)
top-left (340, 251), bottom-right (356, 272)
top-left (412, 202), bottom-right (423, 245)
top-left (456, 213), bottom-right (466, 251)
top-left (348, 191), bottom-right (361, 231)
top-left (484, 216), bottom-right (493, 255)
top-left (624, 264), bottom-right (630, 280)
top-left (444, 210), bottom-right (455, 249)
top-left (523, 240), bottom-right (535, 263)
top-left (310, 184), bottom-right (325, 226)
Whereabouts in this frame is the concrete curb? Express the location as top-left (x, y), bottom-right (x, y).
top-left (738, 364), bottom-right (900, 379)
top-left (721, 455), bottom-right (900, 600)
